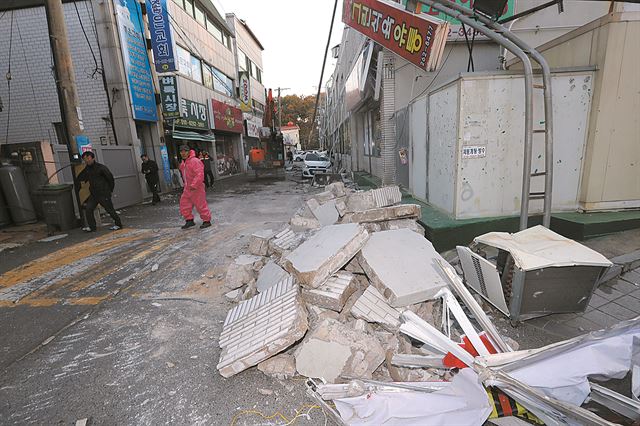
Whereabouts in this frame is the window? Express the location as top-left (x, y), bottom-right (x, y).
top-left (177, 45), bottom-right (192, 79)
top-left (250, 62), bottom-right (257, 79)
top-left (253, 100), bottom-right (264, 114)
top-left (222, 33), bottom-right (230, 49)
top-left (238, 50), bottom-right (247, 71)
top-left (206, 16), bottom-right (223, 43)
top-left (195, 5), bottom-right (205, 26)
top-left (212, 67), bottom-right (233, 97)
top-left (256, 68), bottom-right (262, 83)
top-left (190, 56), bottom-right (203, 84)
top-left (202, 64), bottom-right (213, 89)
top-left (184, 0), bottom-right (194, 17)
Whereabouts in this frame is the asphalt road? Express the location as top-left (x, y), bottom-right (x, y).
top-left (0, 175), bottom-right (328, 425)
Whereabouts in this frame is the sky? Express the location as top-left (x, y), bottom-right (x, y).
top-left (217, 0), bottom-right (345, 96)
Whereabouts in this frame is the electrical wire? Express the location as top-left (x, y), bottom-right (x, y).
top-left (229, 404), bottom-right (322, 426)
top-left (15, 18), bottom-right (47, 142)
top-left (5, 10), bottom-right (14, 145)
top-left (73, 0), bottom-right (100, 79)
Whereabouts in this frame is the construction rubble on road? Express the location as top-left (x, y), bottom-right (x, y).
top-left (217, 182), bottom-right (640, 425)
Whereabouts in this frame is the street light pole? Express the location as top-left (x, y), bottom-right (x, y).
top-left (276, 87), bottom-right (290, 129)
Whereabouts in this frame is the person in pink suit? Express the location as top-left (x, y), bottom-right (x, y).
top-left (178, 145), bottom-right (212, 229)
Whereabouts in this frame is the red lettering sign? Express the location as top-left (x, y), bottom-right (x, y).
top-left (211, 99), bottom-right (243, 134)
top-left (343, 0), bottom-right (449, 71)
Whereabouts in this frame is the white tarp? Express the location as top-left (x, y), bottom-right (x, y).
top-left (333, 369), bottom-right (492, 426)
top-left (500, 319), bottom-right (640, 406)
top-left (474, 225), bottom-right (612, 271)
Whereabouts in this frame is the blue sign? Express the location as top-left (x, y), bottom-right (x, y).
top-left (75, 135), bottom-right (92, 154)
top-left (114, 0), bottom-right (158, 122)
top-left (147, 0), bottom-right (177, 73)
top-left (160, 145), bottom-right (171, 184)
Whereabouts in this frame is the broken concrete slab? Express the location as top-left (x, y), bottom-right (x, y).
top-left (248, 229), bottom-right (275, 256)
top-left (257, 353), bottom-right (297, 380)
top-left (225, 254), bottom-right (265, 289)
top-left (351, 286), bottom-right (403, 331)
top-left (242, 279), bottom-right (257, 300)
top-left (290, 215), bottom-right (321, 230)
top-left (307, 199), bottom-right (339, 227)
top-left (381, 219), bottom-right (425, 236)
top-left (283, 223), bottom-right (369, 288)
top-left (326, 181), bottom-right (347, 197)
top-left (358, 229), bottom-right (448, 307)
top-left (610, 250), bottom-right (640, 272)
top-left (343, 191), bottom-right (376, 214)
top-left (217, 279), bottom-right (307, 378)
top-left (256, 261), bottom-right (290, 293)
top-left (344, 257), bottom-right (366, 275)
top-left (295, 319), bottom-right (385, 383)
top-left (371, 186), bottom-right (402, 208)
top-left (302, 271), bottom-right (358, 311)
top-left (345, 204), bottom-right (421, 224)
top-left (224, 289), bottom-right (241, 301)
top-left (270, 227), bottom-right (305, 257)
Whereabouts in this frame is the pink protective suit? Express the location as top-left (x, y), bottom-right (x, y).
top-left (179, 150), bottom-right (212, 222)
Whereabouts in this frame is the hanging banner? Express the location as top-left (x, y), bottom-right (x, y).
top-left (159, 75), bottom-right (180, 118)
top-left (343, 0), bottom-right (449, 72)
top-left (114, 0), bottom-right (158, 122)
top-left (147, 0), bottom-right (177, 72)
top-left (238, 71), bottom-right (252, 112)
top-left (159, 145), bottom-right (172, 183)
top-left (211, 99), bottom-right (243, 134)
top-left (175, 99), bottom-right (209, 129)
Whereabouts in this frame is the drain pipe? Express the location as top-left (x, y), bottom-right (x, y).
top-left (420, 0), bottom-right (535, 230)
top-left (434, 0), bottom-right (554, 227)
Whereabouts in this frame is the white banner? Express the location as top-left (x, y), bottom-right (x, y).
top-left (244, 113), bottom-right (261, 138)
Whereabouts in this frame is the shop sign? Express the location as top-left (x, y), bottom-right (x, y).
top-left (159, 75), bottom-right (180, 118)
top-left (462, 145), bottom-right (486, 159)
top-left (147, 0), bottom-right (177, 72)
top-left (160, 145), bottom-right (172, 183)
top-left (114, 0), bottom-right (158, 122)
top-left (244, 113), bottom-right (261, 138)
top-left (175, 99), bottom-right (209, 129)
top-left (211, 99), bottom-right (243, 134)
top-left (239, 71), bottom-right (252, 112)
top-left (342, 0), bottom-right (446, 72)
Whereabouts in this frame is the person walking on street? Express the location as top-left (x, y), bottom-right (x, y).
top-left (141, 154), bottom-right (161, 205)
top-left (78, 151), bottom-right (123, 232)
top-left (286, 149), bottom-right (294, 165)
top-left (202, 152), bottom-right (215, 188)
top-left (179, 145), bottom-right (212, 229)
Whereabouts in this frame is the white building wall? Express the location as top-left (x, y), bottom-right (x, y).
top-left (0, 2), bottom-right (115, 146)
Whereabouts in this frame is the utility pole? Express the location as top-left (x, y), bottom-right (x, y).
top-left (44, 0), bottom-right (86, 219)
top-left (276, 87), bottom-right (290, 129)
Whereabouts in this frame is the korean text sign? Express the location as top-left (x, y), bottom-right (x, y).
top-left (238, 71), bottom-right (252, 112)
top-left (343, 0), bottom-right (442, 71)
top-left (211, 99), bottom-right (243, 134)
top-left (159, 75), bottom-right (180, 118)
top-left (113, 0), bottom-right (158, 122)
top-left (147, 0), bottom-right (177, 72)
top-left (175, 99), bottom-right (209, 130)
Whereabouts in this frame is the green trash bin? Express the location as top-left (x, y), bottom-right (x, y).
top-left (39, 184), bottom-right (78, 232)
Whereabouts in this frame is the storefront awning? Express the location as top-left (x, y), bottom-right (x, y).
top-left (171, 130), bottom-right (216, 142)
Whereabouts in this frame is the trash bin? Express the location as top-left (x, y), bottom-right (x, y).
top-left (38, 184), bottom-right (78, 232)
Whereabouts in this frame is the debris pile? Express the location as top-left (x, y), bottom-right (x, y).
top-left (218, 182), bottom-right (640, 425)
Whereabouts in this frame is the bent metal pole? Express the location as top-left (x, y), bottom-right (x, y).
top-left (431, 0), bottom-right (554, 228)
top-left (419, 0), bottom-right (535, 230)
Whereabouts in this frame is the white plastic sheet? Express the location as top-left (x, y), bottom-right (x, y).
top-left (333, 369), bottom-right (492, 426)
top-left (474, 225), bottom-right (611, 271)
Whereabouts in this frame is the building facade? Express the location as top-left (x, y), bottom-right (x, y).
top-left (324, 0), bottom-right (628, 217)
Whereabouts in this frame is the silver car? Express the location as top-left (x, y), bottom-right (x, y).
top-left (302, 153), bottom-right (331, 178)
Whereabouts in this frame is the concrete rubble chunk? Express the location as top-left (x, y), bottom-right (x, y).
top-left (344, 257), bottom-right (366, 274)
top-left (242, 279), bottom-right (257, 300)
top-left (307, 199), bottom-right (339, 227)
top-left (217, 279), bottom-right (307, 378)
top-left (257, 353), bottom-right (297, 380)
top-left (358, 229), bottom-right (448, 307)
top-left (370, 186), bottom-right (402, 208)
top-left (270, 227), bottom-right (305, 256)
top-left (302, 271), bottom-right (358, 311)
top-left (351, 286), bottom-right (403, 331)
top-left (295, 319), bottom-right (385, 383)
top-left (345, 204), bottom-right (421, 224)
top-left (225, 254), bottom-right (265, 289)
top-left (249, 229), bottom-right (275, 256)
top-left (256, 261), bottom-right (290, 293)
top-left (290, 215), bottom-right (321, 230)
top-left (326, 181), bottom-right (346, 198)
top-left (343, 191), bottom-right (376, 214)
top-left (283, 223), bottom-right (369, 288)
top-left (381, 219), bottom-right (425, 236)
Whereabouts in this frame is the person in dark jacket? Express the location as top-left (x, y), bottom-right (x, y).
top-left (141, 154), bottom-right (161, 204)
top-left (202, 152), bottom-right (214, 188)
top-left (77, 151), bottom-right (123, 232)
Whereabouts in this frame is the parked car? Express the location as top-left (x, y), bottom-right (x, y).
top-left (293, 150), bottom-right (307, 162)
top-left (302, 153), bottom-right (331, 178)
